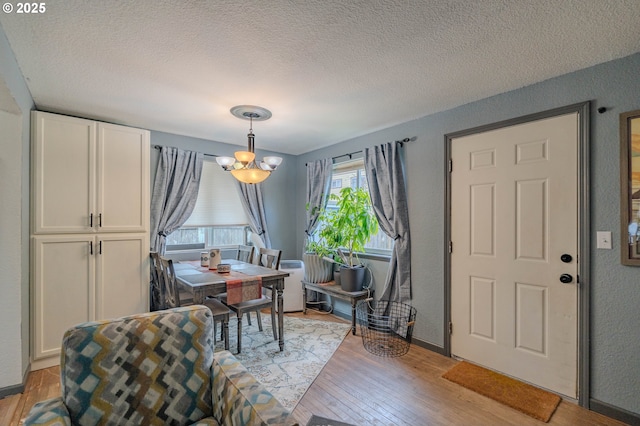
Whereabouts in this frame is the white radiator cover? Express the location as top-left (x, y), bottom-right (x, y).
top-left (279, 260), bottom-right (305, 312)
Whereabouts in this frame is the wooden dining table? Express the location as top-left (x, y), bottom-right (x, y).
top-left (174, 259), bottom-right (290, 351)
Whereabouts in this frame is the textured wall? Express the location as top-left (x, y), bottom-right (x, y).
top-left (0, 21), bottom-right (34, 390)
top-left (294, 53), bottom-right (640, 415)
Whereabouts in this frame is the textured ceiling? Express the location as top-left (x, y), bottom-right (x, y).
top-left (2, 0), bottom-right (640, 154)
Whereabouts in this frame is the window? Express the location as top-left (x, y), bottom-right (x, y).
top-left (328, 158), bottom-right (393, 255)
top-left (165, 160), bottom-right (251, 251)
top-left (331, 179), bottom-right (342, 189)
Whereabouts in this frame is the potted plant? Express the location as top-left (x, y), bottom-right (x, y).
top-left (315, 187), bottom-right (378, 292)
top-left (303, 205), bottom-right (334, 283)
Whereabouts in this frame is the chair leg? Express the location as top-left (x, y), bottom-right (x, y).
top-left (237, 314), bottom-right (243, 354)
top-left (213, 321), bottom-right (218, 343)
top-left (222, 318), bottom-right (229, 351)
top-left (256, 311), bottom-right (263, 332)
top-left (270, 307), bottom-right (277, 341)
top-left (246, 312), bottom-right (252, 326)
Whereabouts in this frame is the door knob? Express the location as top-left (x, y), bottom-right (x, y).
top-left (559, 274), bottom-right (573, 284)
top-left (560, 254), bottom-right (572, 263)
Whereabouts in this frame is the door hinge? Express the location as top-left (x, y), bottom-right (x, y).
top-left (449, 322), bottom-right (453, 334)
top-left (448, 159), bottom-right (453, 173)
top-left (448, 241), bottom-right (453, 253)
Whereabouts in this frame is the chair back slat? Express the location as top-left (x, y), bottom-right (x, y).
top-left (236, 245), bottom-right (255, 263)
top-left (150, 252), bottom-right (164, 310)
top-left (256, 248), bottom-right (282, 270)
top-left (158, 256), bottom-right (181, 308)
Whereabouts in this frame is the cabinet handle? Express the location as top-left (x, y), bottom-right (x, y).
top-left (90, 213), bottom-right (93, 227)
top-left (99, 213), bottom-right (102, 227)
top-left (99, 240), bottom-right (102, 255)
top-left (89, 241), bottom-right (93, 255)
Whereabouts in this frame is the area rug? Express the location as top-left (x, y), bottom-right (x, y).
top-left (306, 414), bottom-right (356, 426)
top-left (215, 315), bottom-right (351, 411)
top-left (442, 361), bottom-right (562, 422)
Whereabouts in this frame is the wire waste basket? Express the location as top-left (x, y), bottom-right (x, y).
top-left (356, 298), bottom-right (416, 357)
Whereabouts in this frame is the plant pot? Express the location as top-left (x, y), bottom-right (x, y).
top-left (303, 253), bottom-right (333, 283)
top-left (340, 265), bottom-right (365, 292)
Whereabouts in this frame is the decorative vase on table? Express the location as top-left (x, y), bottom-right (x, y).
top-left (209, 248), bottom-right (221, 269)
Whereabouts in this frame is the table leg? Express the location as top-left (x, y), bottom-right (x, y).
top-left (277, 285), bottom-right (285, 351)
top-left (193, 288), bottom-right (206, 304)
top-left (223, 318), bottom-right (229, 351)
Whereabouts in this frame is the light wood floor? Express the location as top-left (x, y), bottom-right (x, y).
top-left (0, 311), bottom-right (626, 426)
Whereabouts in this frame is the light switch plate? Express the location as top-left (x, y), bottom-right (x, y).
top-left (596, 231), bottom-right (612, 249)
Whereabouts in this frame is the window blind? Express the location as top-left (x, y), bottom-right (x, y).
top-left (182, 160), bottom-right (249, 226)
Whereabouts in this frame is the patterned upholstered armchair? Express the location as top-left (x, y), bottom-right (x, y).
top-left (24, 305), bottom-right (297, 426)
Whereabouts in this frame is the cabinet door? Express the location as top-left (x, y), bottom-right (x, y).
top-left (95, 234), bottom-right (149, 319)
top-left (32, 112), bottom-right (96, 233)
top-left (32, 235), bottom-right (95, 361)
top-left (96, 123), bottom-right (150, 232)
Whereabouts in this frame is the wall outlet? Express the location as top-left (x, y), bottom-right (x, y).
top-left (596, 231), bottom-right (612, 249)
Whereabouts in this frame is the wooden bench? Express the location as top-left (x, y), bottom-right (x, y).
top-left (302, 280), bottom-right (373, 335)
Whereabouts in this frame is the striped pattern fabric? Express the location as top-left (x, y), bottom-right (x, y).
top-left (23, 305), bottom-right (297, 426)
top-left (225, 277), bottom-right (262, 305)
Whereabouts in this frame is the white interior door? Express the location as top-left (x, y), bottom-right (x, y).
top-left (450, 113), bottom-right (578, 398)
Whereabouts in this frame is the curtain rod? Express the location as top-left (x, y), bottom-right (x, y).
top-left (155, 136), bottom-right (416, 163)
top-left (306, 136), bottom-right (416, 166)
top-left (152, 144), bottom-right (218, 158)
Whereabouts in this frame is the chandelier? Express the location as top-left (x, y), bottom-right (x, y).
top-left (216, 105), bottom-right (282, 184)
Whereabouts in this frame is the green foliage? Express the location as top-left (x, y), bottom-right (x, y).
top-left (308, 187), bottom-right (378, 267)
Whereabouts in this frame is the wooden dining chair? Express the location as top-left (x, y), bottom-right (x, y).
top-left (219, 248), bottom-right (282, 353)
top-left (236, 245), bottom-right (255, 263)
top-left (217, 244), bottom-right (255, 300)
top-left (156, 256), bottom-right (231, 351)
top-left (255, 247), bottom-right (282, 270)
top-left (149, 252), bottom-right (163, 311)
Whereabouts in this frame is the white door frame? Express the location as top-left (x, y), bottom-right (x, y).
top-left (444, 102), bottom-right (591, 407)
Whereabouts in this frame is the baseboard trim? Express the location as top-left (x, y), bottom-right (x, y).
top-left (590, 398), bottom-right (640, 425)
top-left (0, 382), bottom-right (24, 399)
top-left (0, 365), bottom-right (29, 399)
top-left (411, 337), bottom-right (446, 355)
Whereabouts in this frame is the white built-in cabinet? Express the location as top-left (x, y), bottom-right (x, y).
top-left (30, 111), bottom-right (150, 370)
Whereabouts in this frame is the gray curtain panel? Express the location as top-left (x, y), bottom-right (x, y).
top-left (237, 182), bottom-right (272, 249)
top-left (150, 147), bottom-right (204, 254)
top-left (364, 142), bottom-right (412, 303)
top-left (304, 158), bottom-right (333, 254)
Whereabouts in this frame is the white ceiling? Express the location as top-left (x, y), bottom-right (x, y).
top-left (2, 0), bottom-right (640, 155)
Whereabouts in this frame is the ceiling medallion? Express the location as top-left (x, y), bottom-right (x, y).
top-left (216, 105), bottom-right (282, 184)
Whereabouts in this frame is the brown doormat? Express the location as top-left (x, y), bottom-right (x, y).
top-left (442, 361), bottom-right (562, 422)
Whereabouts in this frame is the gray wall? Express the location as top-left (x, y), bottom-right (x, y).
top-left (294, 53), bottom-right (640, 416)
top-left (0, 21), bottom-right (34, 391)
top-left (150, 130), bottom-right (299, 259)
